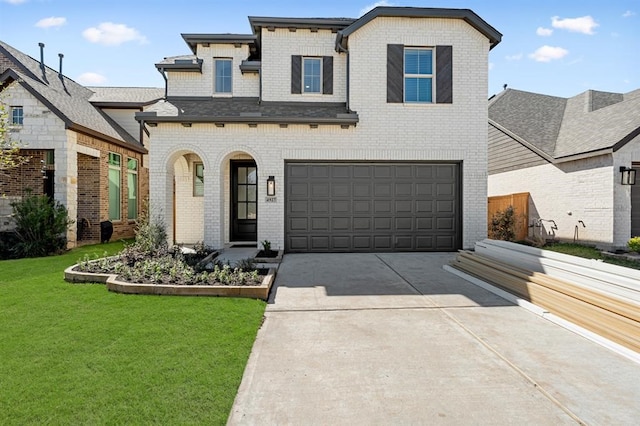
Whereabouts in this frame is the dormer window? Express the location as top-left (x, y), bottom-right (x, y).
top-left (303, 58), bottom-right (321, 93)
top-left (215, 58), bottom-right (232, 93)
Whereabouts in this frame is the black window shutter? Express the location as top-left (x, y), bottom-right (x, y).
top-left (322, 56), bottom-right (333, 95)
top-left (387, 44), bottom-right (404, 103)
top-left (435, 45), bottom-right (453, 104)
top-left (291, 55), bottom-right (302, 94)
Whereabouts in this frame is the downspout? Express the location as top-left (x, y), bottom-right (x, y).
top-left (157, 67), bottom-right (168, 98)
top-left (335, 35), bottom-right (350, 112)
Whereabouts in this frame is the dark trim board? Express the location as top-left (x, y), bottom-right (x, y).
top-left (285, 161), bottom-right (462, 253)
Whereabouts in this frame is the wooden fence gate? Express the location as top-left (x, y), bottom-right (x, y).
top-left (487, 192), bottom-right (530, 241)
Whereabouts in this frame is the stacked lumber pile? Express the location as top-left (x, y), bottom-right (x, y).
top-left (450, 240), bottom-right (640, 353)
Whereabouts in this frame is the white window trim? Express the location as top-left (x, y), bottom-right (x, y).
top-left (108, 152), bottom-right (122, 222)
top-left (302, 57), bottom-right (322, 95)
top-left (10, 106), bottom-right (24, 126)
top-left (403, 47), bottom-right (435, 104)
top-left (193, 162), bottom-right (204, 197)
top-left (127, 158), bottom-right (138, 221)
top-left (214, 58), bottom-right (233, 95)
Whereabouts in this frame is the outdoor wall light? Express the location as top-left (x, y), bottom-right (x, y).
top-left (620, 166), bottom-right (636, 185)
top-left (266, 176), bottom-right (276, 196)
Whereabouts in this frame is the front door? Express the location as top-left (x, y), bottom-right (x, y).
top-left (231, 161), bottom-right (257, 241)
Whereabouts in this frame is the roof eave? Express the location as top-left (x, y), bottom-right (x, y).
top-left (337, 7), bottom-right (502, 51)
top-left (136, 112), bottom-right (359, 126)
top-left (181, 33), bottom-right (256, 53)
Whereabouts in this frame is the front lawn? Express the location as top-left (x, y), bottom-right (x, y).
top-left (544, 242), bottom-right (640, 270)
top-left (0, 241), bottom-right (265, 425)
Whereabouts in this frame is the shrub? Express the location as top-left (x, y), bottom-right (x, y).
top-left (489, 205), bottom-right (516, 242)
top-left (628, 237), bottom-right (640, 253)
top-left (10, 194), bottom-right (73, 258)
top-left (261, 240), bottom-right (272, 254)
top-left (120, 206), bottom-right (168, 266)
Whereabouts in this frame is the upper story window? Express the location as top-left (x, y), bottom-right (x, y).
top-left (291, 56), bottom-right (333, 95)
top-left (404, 48), bottom-right (433, 103)
top-left (303, 58), bottom-right (322, 93)
top-left (215, 59), bottom-right (232, 93)
top-left (11, 106), bottom-right (24, 125)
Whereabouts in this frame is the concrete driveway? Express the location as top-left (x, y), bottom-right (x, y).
top-left (228, 253), bottom-right (640, 425)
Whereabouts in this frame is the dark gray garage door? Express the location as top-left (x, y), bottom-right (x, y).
top-left (285, 162), bottom-right (461, 252)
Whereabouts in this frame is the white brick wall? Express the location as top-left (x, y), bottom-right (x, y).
top-left (167, 44), bottom-right (259, 97)
top-left (261, 28), bottom-right (346, 102)
top-left (173, 155), bottom-right (204, 244)
top-left (150, 16), bottom-right (492, 251)
top-left (488, 155), bottom-right (619, 248)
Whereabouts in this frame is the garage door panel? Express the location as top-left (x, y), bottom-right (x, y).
top-left (332, 183), bottom-right (350, 197)
top-left (311, 183), bottom-right (330, 197)
top-left (290, 200), bottom-right (308, 214)
top-left (332, 217), bottom-right (350, 231)
top-left (353, 183), bottom-right (371, 197)
top-left (286, 162), bottom-right (460, 252)
top-left (332, 200), bottom-right (350, 213)
top-left (395, 183), bottom-right (412, 196)
top-left (374, 200), bottom-right (392, 213)
top-left (353, 217), bottom-right (371, 230)
top-left (374, 217), bottom-right (392, 230)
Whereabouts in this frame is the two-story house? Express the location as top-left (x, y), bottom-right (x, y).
top-left (137, 6), bottom-right (501, 252)
top-left (0, 40), bottom-right (162, 246)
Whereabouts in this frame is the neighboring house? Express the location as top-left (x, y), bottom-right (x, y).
top-left (0, 40), bottom-right (162, 245)
top-left (488, 88), bottom-right (640, 250)
top-left (137, 6), bottom-right (501, 252)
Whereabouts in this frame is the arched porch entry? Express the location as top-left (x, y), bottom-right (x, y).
top-left (170, 151), bottom-right (205, 245)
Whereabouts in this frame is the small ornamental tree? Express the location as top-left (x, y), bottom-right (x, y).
top-left (1, 88), bottom-right (30, 187)
top-left (488, 205), bottom-right (517, 241)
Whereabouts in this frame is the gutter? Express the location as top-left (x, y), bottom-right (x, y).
top-left (135, 111), bottom-right (359, 126)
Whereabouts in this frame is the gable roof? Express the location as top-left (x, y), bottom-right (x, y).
top-left (0, 40), bottom-right (147, 153)
top-left (336, 7), bottom-right (502, 50)
top-left (489, 88), bottom-right (640, 161)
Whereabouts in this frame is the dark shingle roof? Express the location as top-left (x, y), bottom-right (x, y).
top-left (137, 97), bottom-right (358, 125)
top-left (88, 86), bottom-right (164, 105)
top-left (0, 40), bottom-right (146, 152)
top-left (489, 88), bottom-right (640, 160)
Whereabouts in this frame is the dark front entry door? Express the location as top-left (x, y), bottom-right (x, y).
top-left (231, 161), bottom-right (258, 241)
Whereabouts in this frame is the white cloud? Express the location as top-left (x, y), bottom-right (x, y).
top-left (506, 53), bottom-right (523, 61)
top-left (82, 22), bottom-right (147, 46)
top-left (488, 62), bottom-right (494, 71)
top-left (76, 72), bottom-right (107, 85)
top-left (551, 16), bottom-right (599, 35)
top-left (529, 45), bottom-right (569, 62)
top-left (35, 17), bottom-right (67, 29)
top-left (2, 0), bottom-right (28, 4)
top-left (536, 27), bottom-right (553, 36)
top-left (623, 10), bottom-right (636, 18)
top-left (359, 1), bottom-right (393, 16)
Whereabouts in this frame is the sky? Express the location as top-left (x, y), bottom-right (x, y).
top-left (0, 0), bottom-right (638, 98)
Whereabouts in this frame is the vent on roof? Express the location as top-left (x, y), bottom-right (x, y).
top-left (58, 53), bottom-right (64, 79)
top-left (38, 42), bottom-right (48, 83)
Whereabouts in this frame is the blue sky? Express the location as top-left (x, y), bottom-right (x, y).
top-left (0, 0), bottom-right (638, 97)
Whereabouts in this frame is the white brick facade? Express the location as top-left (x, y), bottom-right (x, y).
top-left (487, 151), bottom-right (639, 250)
top-left (149, 11), bottom-right (497, 251)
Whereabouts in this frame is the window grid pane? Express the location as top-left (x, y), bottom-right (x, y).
top-left (128, 172), bottom-right (137, 220)
top-left (215, 59), bottom-right (232, 93)
top-left (404, 48), bottom-right (434, 103)
top-left (303, 58), bottom-right (321, 93)
top-left (11, 107), bottom-right (23, 125)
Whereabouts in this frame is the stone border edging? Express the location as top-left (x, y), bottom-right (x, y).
top-left (64, 264), bottom-right (276, 300)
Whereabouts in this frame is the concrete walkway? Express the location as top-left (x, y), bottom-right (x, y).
top-left (228, 253), bottom-right (640, 425)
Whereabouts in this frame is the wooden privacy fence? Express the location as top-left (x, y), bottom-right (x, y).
top-left (488, 192), bottom-right (530, 241)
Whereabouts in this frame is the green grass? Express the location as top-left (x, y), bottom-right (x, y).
top-left (0, 241), bottom-right (266, 425)
top-left (544, 242), bottom-right (640, 270)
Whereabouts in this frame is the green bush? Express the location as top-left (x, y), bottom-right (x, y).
top-left (628, 237), bottom-right (640, 253)
top-left (10, 194), bottom-right (73, 258)
top-left (489, 205), bottom-right (516, 241)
